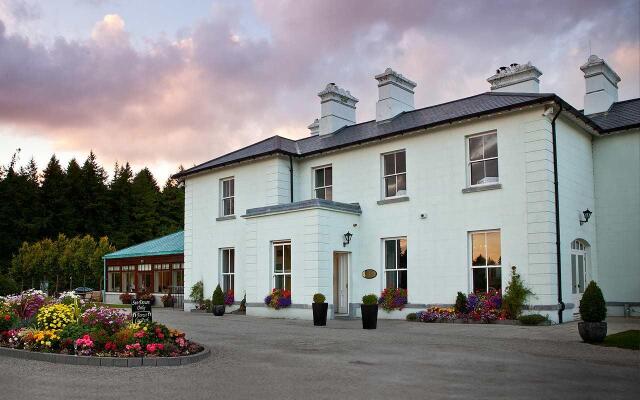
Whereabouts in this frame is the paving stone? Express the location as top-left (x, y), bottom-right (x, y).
top-left (127, 358), bottom-right (142, 367)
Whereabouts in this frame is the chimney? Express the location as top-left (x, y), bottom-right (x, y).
top-left (307, 118), bottom-right (319, 136)
top-left (487, 62), bottom-right (542, 93)
top-left (318, 83), bottom-right (358, 135)
top-left (580, 55), bottom-right (621, 115)
top-left (375, 68), bottom-right (417, 121)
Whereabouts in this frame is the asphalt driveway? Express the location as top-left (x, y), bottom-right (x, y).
top-left (1, 310), bottom-right (637, 400)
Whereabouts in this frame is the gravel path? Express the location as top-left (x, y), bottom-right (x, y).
top-left (1, 310), bottom-right (637, 400)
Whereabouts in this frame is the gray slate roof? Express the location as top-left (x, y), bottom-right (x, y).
top-left (174, 92), bottom-right (639, 179)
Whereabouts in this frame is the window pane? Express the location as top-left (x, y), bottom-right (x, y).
top-left (469, 136), bottom-right (483, 161)
top-left (484, 159), bottom-right (499, 183)
top-left (488, 267), bottom-right (502, 291)
top-left (571, 254), bottom-right (577, 294)
top-left (385, 240), bottom-right (396, 270)
top-left (230, 198), bottom-right (234, 215)
top-left (315, 168), bottom-right (324, 188)
top-left (578, 255), bottom-right (585, 294)
top-left (274, 275), bottom-right (284, 289)
top-left (398, 239), bottom-right (407, 269)
top-left (315, 188), bottom-right (325, 199)
top-left (470, 161), bottom-right (484, 186)
top-left (398, 270), bottom-right (407, 290)
top-left (384, 153), bottom-right (395, 175)
top-left (325, 167), bottom-right (332, 186)
top-left (385, 176), bottom-right (396, 197)
top-left (222, 180), bottom-right (229, 197)
top-left (396, 151), bottom-right (406, 173)
top-left (396, 173), bottom-right (406, 193)
top-left (471, 232), bottom-right (486, 266)
top-left (229, 178), bottom-right (234, 196)
top-left (274, 245), bottom-right (283, 273)
top-left (223, 198), bottom-right (231, 216)
top-left (473, 268), bottom-right (487, 293)
top-left (284, 244), bottom-right (291, 273)
top-left (222, 250), bottom-right (229, 273)
top-left (223, 275), bottom-right (232, 292)
top-left (229, 249), bottom-right (235, 273)
top-left (483, 133), bottom-right (498, 158)
top-left (386, 271), bottom-right (397, 289)
top-left (486, 231), bottom-right (501, 266)
top-left (325, 187), bottom-right (332, 201)
top-left (285, 275), bottom-right (291, 291)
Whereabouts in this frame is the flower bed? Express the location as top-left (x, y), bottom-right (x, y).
top-left (0, 290), bottom-right (203, 359)
top-left (264, 289), bottom-right (291, 309)
top-left (410, 290), bottom-right (506, 324)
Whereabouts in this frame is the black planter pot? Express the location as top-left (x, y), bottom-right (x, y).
top-left (312, 303), bottom-right (328, 326)
top-left (578, 321), bottom-right (607, 343)
top-left (212, 305), bottom-right (225, 316)
top-left (361, 304), bottom-right (378, 329)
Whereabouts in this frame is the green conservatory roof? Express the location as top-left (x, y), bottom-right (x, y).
top-left (103, 231), bottom-right (184, 260)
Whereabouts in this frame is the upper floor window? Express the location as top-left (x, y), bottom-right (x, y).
top-left (221, 248), bottom-right (235, 293)
top-left (273, 241), bottom-right (291, 290)
top-left (468, 132), bottom-right (498, 186)
top-left (313, 165), bottom-right (332, 200)
top-left (384, 237), bottom-right (407, 289)
top-left (382, 150), bottom-right (406, 198)
top-left (470, 230), bottom-right (502, 292)
top-left (220, 177), bottom-right (235, 216)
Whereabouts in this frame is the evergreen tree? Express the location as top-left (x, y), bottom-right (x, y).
top-left (64, 158), bottom-right (84, 236)
top-left (79, 151), bottom-right (109, 238)
top-left (108, 162), bottom-right (134, 248)
top-left (130, 168), bottom-right (160, 243)
top-left (158, 175), bottom-right (184, 235)
top-left (40, 155), bottom-right (69, 239)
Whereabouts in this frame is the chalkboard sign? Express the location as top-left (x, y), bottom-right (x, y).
top-left (362, 269), bottom-right (377, 279)
top-left (131, 299), bottom-right (152, 323)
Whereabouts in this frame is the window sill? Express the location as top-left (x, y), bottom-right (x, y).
top-left (461, 183), bottom-right (502, 194)
top-left (216, 215), bottom-right (237, 221)
top-left (377, 196), bottom-right (410, 205)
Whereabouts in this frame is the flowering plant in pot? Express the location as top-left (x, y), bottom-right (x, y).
top-left (161, 294), bottom-right (174, 308)
top-left (361, 294), bottom-right (378, 329)
top-left (136, 291), bottom-right (155, 305)
top-left (119, 292), bottom-right (133, 304)
top-left (224, 290), bottom-right (234, 306)
top-left (264, 289), bottom-right (291, 309)
top-left (312, 293), bottom-right (328, 326)
top-left (211, 285), bottom-right (225, 316)
top-left (578, 281), bottom-right (607, 343)
top-left (378, 288), bottom-right (407, 312)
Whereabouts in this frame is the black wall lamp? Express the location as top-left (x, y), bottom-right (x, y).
top-left (343, 231), bottom-right (353, 247)
top-left (579, 209), bottom-right (593, 225)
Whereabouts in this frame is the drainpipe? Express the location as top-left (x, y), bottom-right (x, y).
top-left (550, 104), bottom-right (565, 323)
top-left (289, 155), bottom-right (294, 203)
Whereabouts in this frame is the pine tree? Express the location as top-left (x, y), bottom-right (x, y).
top-left (158, 174), bottom-right (184, 235)
top-left (79, 151), bottom-right (109, 238)
top-left (108, 162), bottom-right (134, 248)
top-left (130, 168), bottom-right (160, 243)
top-left (41, 155), bottom-right (69, 239)
top-left (64, 159), bottom-right (84, 236)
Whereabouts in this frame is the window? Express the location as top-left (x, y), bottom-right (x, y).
top-left (384, 238), bottom-right (407, 289)
top-left (382, 150), bottom-right (406, 198)
top-left (273, 241), bottom-right (291, 290)
top-left (172, 263), bottom-right (184, 291)
top-left (221, 177), bottom-right (235, 216)
top-left (153, 264), bottom-right (172, 293)
top-left (313, 165), bottom-right (332, 200)
top-left (107, 266), bottom-right (121, 292)
top-left (122, 266), bottom-right (135, 292)
top-left (470, 231), bottom-right (502, 292)
top-left (571, 240), bottom-right (588, 294)
top-left (221, 248), bottom-right (235, 293)
top-left (137, 264), bottom-right (153, 292)
top-left (468, 132), bottom-right (498, 186)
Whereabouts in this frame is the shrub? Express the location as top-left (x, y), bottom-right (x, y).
top-left (579, 281), bottom-right (606, 322)
top-left (57, 291), bottom-right (81, 306)
top-left (465, 290), bottom-right (502, 322)
top-left (161, 294), bottom-right (174, 307)
top-left (0, 305), bottom-right (18, 331)
top-left (313, 293), bottom-right (326, 304)
top-left (136, 291), bottom-right (155, 305)
top-left (35, 304), bottom-right (75, 331)
top-left (119, 293), bottom-right (133, 304)
top-left (518, 314), bottom-right (549, 326)
top-left (454, 292), bottom-right (467, 314)
top-left (3, 289), bottom-right (47, 320)
top-left (501, 268), bottom-right (533, 319)
top-left (264, 289), bottom-right (292, 309)
top-left (212, 285), bottom-right (224, 306)
top-left (190, 280), bottom-right (204, 305)
top-left (362, 294), bottom-right (377, 305)
top-left (81, 306), bottom-right (130, 333)
top-left (202, 299), bottom-right (212, 312)
top-left (406, 313), bottom-right (417, 321)
top-left (0, 274), bottom-right (19, 296)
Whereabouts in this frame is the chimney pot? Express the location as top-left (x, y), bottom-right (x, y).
top-left (487, 62), bottom-right (542, 93)
top-left (580, 55), bottom-right (621, 115)
top-left (374, 67), bottom-right (417, 121)
top-left (317, 83), bottom-right (358, 135)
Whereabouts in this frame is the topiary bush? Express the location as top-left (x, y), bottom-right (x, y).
top-left (362, 294), bottom-right (377, 305)
top-left (580, 281), bottom-right (606, 322)
top-left (212, 284), bottom-right (224, 306)
top-left (501, 267), bottom-right (533, 319)
top-left (313, 293), bottom-right (326, 304)
top-left (454, 292), bottom-right (467, 314)
top-left (518, 314), bottom-right (549, 326)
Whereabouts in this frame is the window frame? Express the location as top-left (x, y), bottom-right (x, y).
top-left (466, 131), bottom-right (499, 187)
top-left (383, 237), bottom-right (408, 290)
top-left (312, 164), bottom-right (333, 201)
top-left (469, 230), bottom-right (502, 293)
top-left (220, 248), bottom-right (235, 293)
top-left (272, 240), bottom-right (292, 291)
top-left (220, 177), bottom-right (235, 217)
top-left (381, 150), bottom-right (407, 199)
top-left (107, 266), bottom-right (122, 292)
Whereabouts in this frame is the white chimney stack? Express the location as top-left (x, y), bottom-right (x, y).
top-left (375, 68), bottom-right (417, 121)
top-left (487, 62), bottom-right (542, 93)
top-left (318, 83), bottom-right (358, 136)
top-left (307, 118), bottom-right (319, 136)
top-left (580, 55), bottom-right (621, 115)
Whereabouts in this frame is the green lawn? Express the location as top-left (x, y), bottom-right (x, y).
top-left (601, 330), bottom-right (639, 350)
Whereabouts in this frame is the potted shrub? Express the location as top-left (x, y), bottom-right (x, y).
top-left (119, 292), bottom-right (133, 304)
top-left (312, 293), bottom-right (328, 326)
top-left (212, 284), bottom-right (225, 316)
top-left (161, 294), bottom-right (174, 308)
top-left (361, 294), bottom-right (378, 329)
top-left (578, 281), bottom-right (607, 343)
top-left (136, 291), bottom-right (155, 305)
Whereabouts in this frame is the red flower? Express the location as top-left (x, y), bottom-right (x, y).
top-left (4, 314), bottom-right (10, 321)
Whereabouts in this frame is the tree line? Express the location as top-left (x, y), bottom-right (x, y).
top-left (0, 150), bottom-right (185, 281)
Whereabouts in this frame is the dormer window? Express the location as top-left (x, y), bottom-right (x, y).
top-left (313, 165), bottom-right (332, 200)
top-left (382, 150), bottom-right (406, 198)
top-left (467, 132), bottom-right (498, 186)
top-left (220, 177), bottom-right (235, 216)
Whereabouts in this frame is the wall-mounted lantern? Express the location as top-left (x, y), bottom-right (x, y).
top-left (579, 209), bottom-right (593, 225)
top-left (343, 231), bottom-right (353, 247)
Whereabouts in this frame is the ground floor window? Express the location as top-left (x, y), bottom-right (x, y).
top-left (154, 264), bottom-right (172, 293)
top-left (384, 237), bottom-right (407, 289)
top-left (470, 230), bottom-right (502, 292)
top-left (137, 264), bottom-right (153, 292)
top-left (273, 241), bottom-right (291, 290)
top-left (221, 248), bottom-right (235, 293)
top-left (172, 263), bottom-right (184, 291)
top-left (107, 263), bottom-right (183, 293)
top-left (122, 266), bottom-right (135, 292)
top-left (107, 267), bottom-right (121, 292)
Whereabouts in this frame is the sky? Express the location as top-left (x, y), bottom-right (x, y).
top-left (0, 0), bottom-right (638, 182)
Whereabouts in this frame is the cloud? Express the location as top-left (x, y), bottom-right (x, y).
top-left (0, 0), bottom-right (638, 178)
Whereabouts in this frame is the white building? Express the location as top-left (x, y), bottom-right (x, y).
top-left (174, 56), bottom-right (640, 323)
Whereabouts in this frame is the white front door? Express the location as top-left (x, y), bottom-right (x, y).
top-left (334, 253), bottom-right (349, 314)
top-left (571, 240), bottom-right (588, 314)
